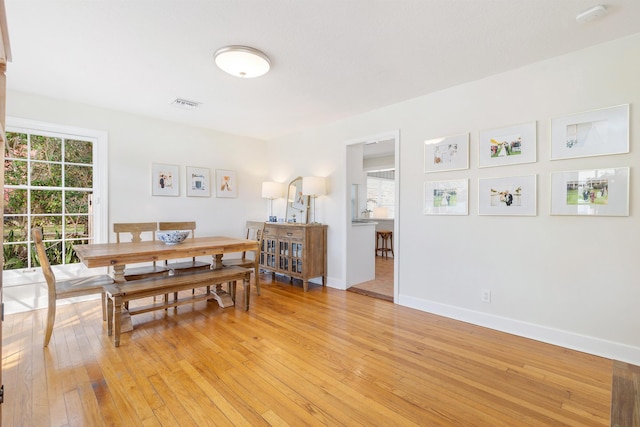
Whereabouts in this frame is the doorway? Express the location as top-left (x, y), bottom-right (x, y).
top-left (345, 130), bottom-right (399, 302)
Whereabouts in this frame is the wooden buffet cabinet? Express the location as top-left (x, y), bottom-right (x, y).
top-left (259, 223), bottom-right (327, 292)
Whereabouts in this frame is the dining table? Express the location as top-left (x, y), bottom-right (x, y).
top-left (73, 235), bottom-right (260, 309)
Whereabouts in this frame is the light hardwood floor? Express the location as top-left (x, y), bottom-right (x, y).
top-left (348, 255), bottom-right (393, 301)
top-left (2, 273), bottom-right (632, 426)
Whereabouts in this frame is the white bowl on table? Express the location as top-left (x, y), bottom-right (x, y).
top-left (156, 230), bottom-right (190, 245)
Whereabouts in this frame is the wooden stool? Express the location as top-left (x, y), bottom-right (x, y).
top-left (375, 230), bottom-right (394, 258)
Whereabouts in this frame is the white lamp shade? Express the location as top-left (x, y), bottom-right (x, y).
top-left (302, 176), bottom-right (326, 197)
top-left (261, 181), bottom-right (283, 199)
top-left (373, 207), bottom-right (388, 218)
top-left (214, 46), bottom-right (271, 78)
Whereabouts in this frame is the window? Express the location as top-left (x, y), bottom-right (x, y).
top-left (366, 170), bottom-right (395, 218)
top-left (3, 119), bottom-right (108, 275)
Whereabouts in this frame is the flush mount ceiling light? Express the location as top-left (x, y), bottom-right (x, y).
top-left (213, 45), bottom-right (271, 78)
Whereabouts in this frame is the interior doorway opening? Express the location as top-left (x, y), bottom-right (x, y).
top-left (345, 131), bottom-right (399, 302)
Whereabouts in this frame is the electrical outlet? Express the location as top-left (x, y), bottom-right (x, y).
top-left (481, 289), bottom-right (491, 303)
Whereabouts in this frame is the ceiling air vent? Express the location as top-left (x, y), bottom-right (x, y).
top-left (171, 98), bottom-right (201, 110)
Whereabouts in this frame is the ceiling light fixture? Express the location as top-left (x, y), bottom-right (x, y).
top-left (213, 45), bottom-right (271, 78)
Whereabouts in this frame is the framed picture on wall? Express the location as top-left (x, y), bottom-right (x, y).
top-left (215, 169), bottom-right (237, 198)
top-left (478, 121), bottom-right (536, 168)
top-left (478, 175), bottom-right (537, 216)
top-left (423, 179), bottom-right (468, 215)
top-left (550, 104), bottom-right (629, 160)
top-left (424, 133), bottom-right (469, 173)
top-left (151, 163), bottom-right (179, 196)
top-left (550, 167), bottom-right (629, 216)
top-left (186, 166), bottom-right (210, 197)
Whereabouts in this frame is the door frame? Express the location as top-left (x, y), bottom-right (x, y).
top-left (344, 129), bottom-right (400, 302)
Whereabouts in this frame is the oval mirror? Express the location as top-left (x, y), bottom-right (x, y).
top-left (285, 176), bottom-right (309, 223)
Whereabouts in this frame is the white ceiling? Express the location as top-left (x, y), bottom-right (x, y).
top-left (5, 1), bottom-right (640, 141)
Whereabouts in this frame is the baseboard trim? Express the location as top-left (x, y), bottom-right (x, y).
top-left (398, 294), bottom-right (640, 365)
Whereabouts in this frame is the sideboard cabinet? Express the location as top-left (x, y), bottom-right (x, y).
top-left (259, 223), bottom-right (327, 292)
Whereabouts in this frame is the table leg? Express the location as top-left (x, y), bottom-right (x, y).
top-left (112, 264), bottom-right (126, 283)
top-left (209, 282), bottom-right (235, 308)
top-left (212, 254), bottom-right (224, 269)
top-left (208, 254), bottom-right (235, 307)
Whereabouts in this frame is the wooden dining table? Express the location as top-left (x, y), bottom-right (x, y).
top-left (73, 236), bottom-right (260, 309)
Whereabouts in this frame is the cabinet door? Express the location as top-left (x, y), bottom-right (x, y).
top-left (290, 240), bottom-right (304, 275)
top-left (278, 239), bottom-right (290, 272)
top-left (261, 236), bottom-right (278, 269)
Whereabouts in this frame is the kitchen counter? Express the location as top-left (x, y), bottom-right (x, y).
top-left (354, 218), bottom-right (394, 231)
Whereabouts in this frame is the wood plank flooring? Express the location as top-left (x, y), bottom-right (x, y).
top-left (348, 255), bottom-right (393, 301)
top-left (612, 360), bottom-right (640, 426)
top-left (1, 273), bottom-right (626, 426)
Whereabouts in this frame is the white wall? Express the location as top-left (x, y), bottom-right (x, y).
top-left (4, 34), bottom-right (640, 363)
top-left (266, 33), bottom-right (640, 364)
top-left (4, 92), bottom-right (268, 313)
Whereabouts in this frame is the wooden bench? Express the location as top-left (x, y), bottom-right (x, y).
top-left (105, 266), bottom-right (251, 347)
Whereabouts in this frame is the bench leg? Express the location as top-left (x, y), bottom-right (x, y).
top-left (227, 280), bottom-right (236, 303)
top-left (114, 295), bottom-right (123, 347)
top-left (254, 259), bottom-right (260, 296)
top-left (102, 291), bottom-right (107, 321)
top-left (243, 276), bottom-right (251, 311)
top-left (107, 295), bottom-right (113, 337)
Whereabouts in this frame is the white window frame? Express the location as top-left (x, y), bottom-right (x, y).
top-left (3, 117), bottom-right (108, 286)
top-left (366, 171), bottom-right (395, 219)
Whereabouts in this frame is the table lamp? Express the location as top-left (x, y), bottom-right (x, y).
top-left (302, 176), bottom-right (326, 224)
top-left (261, 181), bottom-right (283, 221)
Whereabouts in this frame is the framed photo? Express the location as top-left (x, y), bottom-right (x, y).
top-left (423, 179), bottom-right (468, 215)
top-left (151, 163), bottom-right (179, 196)
top-left (186, 166), bottom-right (210, 197)
top-left (215, 169), bottom-right (237, 198)
top-left (550, 104), bottom-right (629, 160)
top-left (478, 175), bottom-right (537, 216)
top-left (478, 121), bottom-right (536, 168)
top-left (424, 133), bottom-right (469, 173)
top-left (550, 167), bottom-right (629, 216)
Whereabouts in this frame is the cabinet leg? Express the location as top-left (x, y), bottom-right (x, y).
top-left (303, 280), bottom-right (308, 292)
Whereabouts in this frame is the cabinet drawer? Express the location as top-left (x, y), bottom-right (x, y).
top-left (278, 228), bottom-right (304, 239)
top-left (262, 226), bottom-right (278, 237)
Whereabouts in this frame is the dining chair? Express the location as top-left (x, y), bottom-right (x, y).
top-left (222, 220), bottom-right (265, 294)
top-left (32, 227), bottom-right (114, 347)
top-left (113, 222), bottom-right (171, 281)
top-left (157, 221), bottom-right (211, 274)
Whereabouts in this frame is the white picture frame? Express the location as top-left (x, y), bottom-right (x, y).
top-left (550, 167), bottom-right (629, 216)
top-left (478, 175), bottom-right (537, 216)
top-left (423, 179), bottom-right (468, 215)
top-left (424, 133), bottom-right (469, 173)
top-left (186, 166), bottom-right (210, 197)
top-left (550, 104), bottom-right (629, 160)
top-left (215, 169), bottom-right (238, 198)
top-left (478, 121), bottom-right (536, 168)
top-left (151, 163), bottom-right (179, 197)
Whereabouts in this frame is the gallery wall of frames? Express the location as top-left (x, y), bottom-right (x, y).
top-left (423, 104), bottom-right (630, 217)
